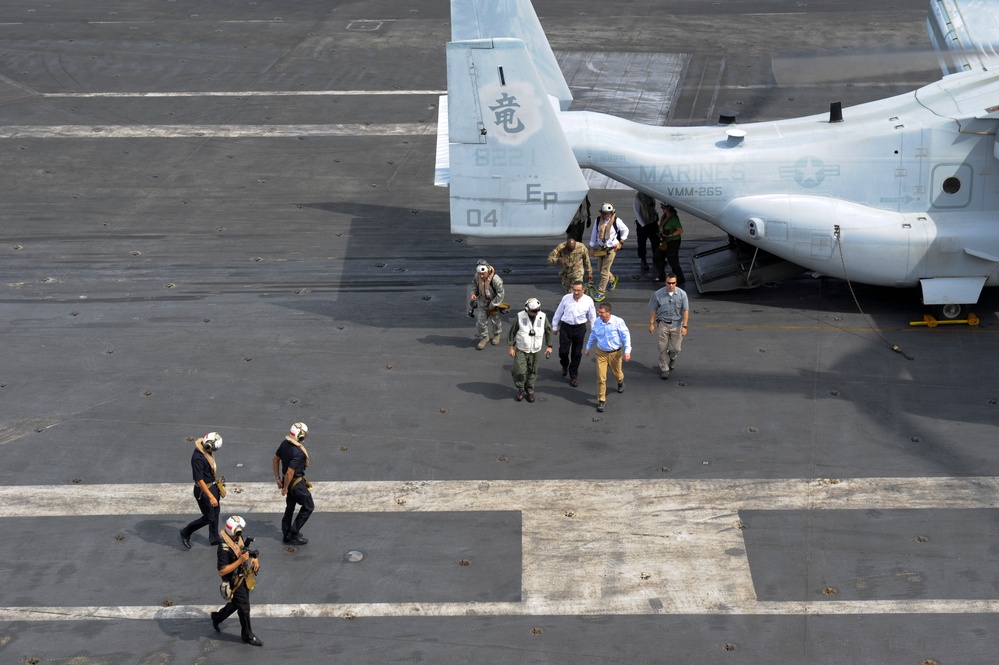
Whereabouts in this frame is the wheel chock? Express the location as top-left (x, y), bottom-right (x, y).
top-left (909, 313), bottom-right (979, 327)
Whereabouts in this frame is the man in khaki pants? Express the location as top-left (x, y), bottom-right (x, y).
top-left (588, 202), bottom-right (628, 302)
top-left (584, 302), bottom-right (632, 413)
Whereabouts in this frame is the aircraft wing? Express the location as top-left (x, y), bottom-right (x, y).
top-left (927, 0), bottom-right (999, 74)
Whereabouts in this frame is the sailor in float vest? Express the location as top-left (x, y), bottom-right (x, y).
top-left (507, 297), bottom-right (553, 403)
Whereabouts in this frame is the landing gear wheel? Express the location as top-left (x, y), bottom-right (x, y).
top-left (936, 303), bottom-right (966, 320)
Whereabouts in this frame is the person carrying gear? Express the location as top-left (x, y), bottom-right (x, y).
top-left (211, 515), bottom-right (262, 646)
top-left (470, 258), bottom-right (507, 350)
top-left (588, 202), bottom-right (629, 302)
top-left (507, 297), bottom-right (553, 403)
top-left (272, 422), bottom-right (314, 546)
top-left (180, 432), bottom-right (225, 550)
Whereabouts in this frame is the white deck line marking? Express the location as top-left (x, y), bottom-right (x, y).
top-left (0, 124), bottom-right (435, 139)
top-left (40, 90), bottom-right (445, 98)
top-left (1, 477), bottom-right (997, 619)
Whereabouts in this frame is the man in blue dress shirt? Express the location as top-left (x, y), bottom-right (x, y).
top-left (584, 302), bottom-right (632, 412)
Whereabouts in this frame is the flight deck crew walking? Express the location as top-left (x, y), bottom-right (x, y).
top-left (551, 281), bottom-right (597, 387)
top-left (648, 274), bottom-right (689, 379)
top-left (211, 515), bottom-right (262, 646)
top-left (470, 258), bottom-right (506, 350)
top-left (588, 202), bottom-right (629, 302)
top-left (273, 422), bottom-right (313, 546)
top-left (507, 298), bottom-right (553, 402)
top-left (584, 302), bottom-right (632, 412)
top-left (180, 432), bottom-right (225, 549)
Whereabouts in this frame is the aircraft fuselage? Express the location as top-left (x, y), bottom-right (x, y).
top-left (562, 68), bottom-right (999, 290)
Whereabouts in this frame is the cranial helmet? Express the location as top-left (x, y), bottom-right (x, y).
top-left (289, 422), bottom-right (308, 442)
top-left (600, 202), bottom-right (615, 214)
top-left (476, 258), bottom-right (489, 275)
top-left (525, 297), bottom-right (541, 312)
top-left (202, 432), bottom-right (223, 452)
top-left (224, 515), bottom-right (246, 538)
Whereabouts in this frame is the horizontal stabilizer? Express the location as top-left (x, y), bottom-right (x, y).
top-left (446, 39), bottom-right (588, 238)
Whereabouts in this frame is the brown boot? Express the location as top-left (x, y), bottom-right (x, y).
top-left (476, 337), bottom-right (488, 350)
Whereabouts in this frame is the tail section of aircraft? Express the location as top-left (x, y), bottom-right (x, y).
top-left (444, 38), bottom-right (588, 238)
top-left (450, 0), bottom-right (572, 110)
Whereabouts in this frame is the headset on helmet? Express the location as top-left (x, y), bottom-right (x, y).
top-left (600, 202), bottom-right (615, 214)
top-left (289, 422), bottom-right (308, 442)
top-left (224, 515), bottom-right (246, 538)
top-left (202, 432), bottom-right (223, 452)
top-left (525, 297), bottom-right (541, 312)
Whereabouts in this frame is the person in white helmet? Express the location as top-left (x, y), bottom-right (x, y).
top-left (470, 258), bottom-right (506, 350)
top-left (212, 515), bottom-right (262, 646)
top-left (180, 432), bottom-right (225, 549)
top-left (588, 202), bottom-right (629, 302)
top-left (507, 297), bottom-right (552, 402)
top-left (272, 422), bottom-right (313, 546)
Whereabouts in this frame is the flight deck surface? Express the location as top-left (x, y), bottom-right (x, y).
top-left (1, 1), bottom-right (997, 663)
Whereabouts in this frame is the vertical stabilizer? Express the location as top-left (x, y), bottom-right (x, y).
top-left (446, 39), bottom-right (588, 238)
top-left (451, 0), bottom-right (572, 110)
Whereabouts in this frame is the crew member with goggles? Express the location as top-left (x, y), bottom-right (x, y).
top-left (180, 431), bottom-right (225, 549)
top-left (211, 515), bottom-right (262, 646)
top-left (273, 422), bottom-right (314, 546)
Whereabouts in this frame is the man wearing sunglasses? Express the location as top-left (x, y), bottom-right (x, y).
top-left (648, 274), bottom-right (689, 379)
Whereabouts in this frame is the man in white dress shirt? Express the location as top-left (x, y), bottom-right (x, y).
top-left (551, 281), bottom-right (597, 388)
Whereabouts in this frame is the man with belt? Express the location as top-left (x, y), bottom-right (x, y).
top-left (648, 273), bottom-right (689, 379)
top-left (584, 302), bottom-right (632, 412)
top-left (272, 422), bottom-right (313, 546)
top-left (180, 431), bottom-right (224, 549)
top-left (507, 297), bottom-right (553, 403)
top-left (551, 281), bottom-right (596, 388)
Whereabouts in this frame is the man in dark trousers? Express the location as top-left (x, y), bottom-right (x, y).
top-left (272, 422), bottom-right (313, 546)
top-left (180, 431), bottom-right (224, 549)
top-left (551, 281), bottom-right (597, 387)
top-left (212, 515), bottom-right (262, 646)
top-left (654, 203), bottom-right (685, 285)
top-left (633, 192), bottom-right (659, 272)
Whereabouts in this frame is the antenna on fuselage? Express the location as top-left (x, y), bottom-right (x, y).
top-left (829, 101), bottom-right (843, 123)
